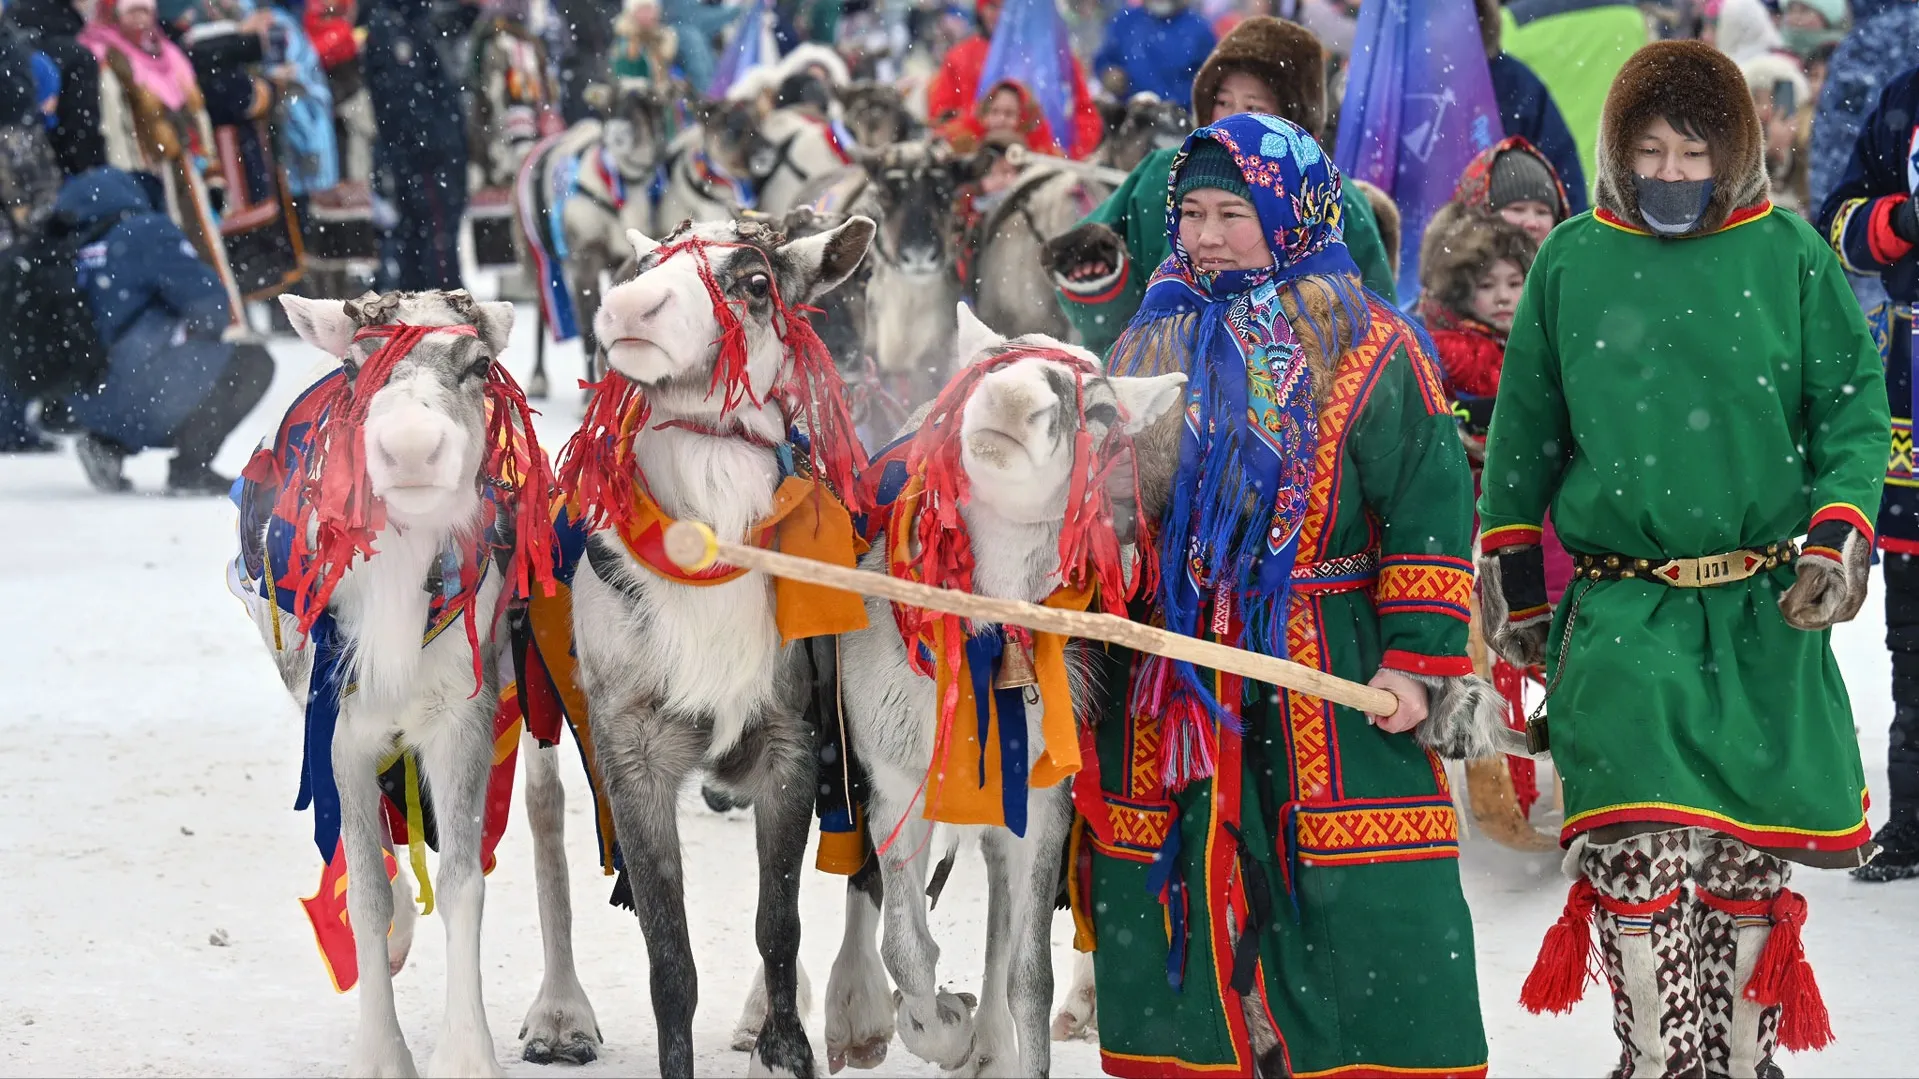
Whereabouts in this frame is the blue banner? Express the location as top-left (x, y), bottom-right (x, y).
top-left (1334, 0), bottom-right (1505, 302)
top-left (975, 0), bottom-right (1076, 151)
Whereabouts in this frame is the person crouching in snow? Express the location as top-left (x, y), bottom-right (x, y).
top-left (1479, 40), bottom-right (1887, 1075)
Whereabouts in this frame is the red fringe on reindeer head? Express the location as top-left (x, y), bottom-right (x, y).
top-left (255, 323), bottom-right (556, 674)
top-left (557, 234), bottom-right (868, 534)
top-left (888, 347), bottom-right (1155, 683)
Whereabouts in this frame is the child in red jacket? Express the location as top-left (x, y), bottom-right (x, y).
top-left (1417, 210), bottom-right (1536, 465)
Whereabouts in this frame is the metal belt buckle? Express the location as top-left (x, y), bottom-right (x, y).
top-left (1650, 550), bottom-right (1764, 588)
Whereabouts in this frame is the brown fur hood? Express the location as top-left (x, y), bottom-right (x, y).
top-left (1191, 16), bottom-right (1326, 137)
top-left (1594, 40), bottom-right (1770, 235)
top-left (1418, 204), bottom-right (1537, 317)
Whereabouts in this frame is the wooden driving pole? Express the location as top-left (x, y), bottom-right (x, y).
top-left (660, 521), bottom-right (1400, 717)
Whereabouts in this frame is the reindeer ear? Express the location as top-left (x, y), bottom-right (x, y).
top-left (626, 227), bottom-right (660, 258)
top-left (1111, 373), bottom-right (1188, 433)
top-left (954, 303), bottom-right (1005, 365)
top-left (780, 215), bottom-right (875, 300)
top-left (472, 301), bottom-right (516, 356)
top-left (280, 295), bottom-right (356, 358)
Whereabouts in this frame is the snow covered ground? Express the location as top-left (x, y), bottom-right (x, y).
top-left (2, 307), bottom-right (1915, 1077)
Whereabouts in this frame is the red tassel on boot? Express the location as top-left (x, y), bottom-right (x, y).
top-left (1744, 889), bottom-right (1834, 1052)
top-left (1520, 878), bottom-right (1599, 1014)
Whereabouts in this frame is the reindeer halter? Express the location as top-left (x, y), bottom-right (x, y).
top-left (558, 231), bottom-right (869, 539)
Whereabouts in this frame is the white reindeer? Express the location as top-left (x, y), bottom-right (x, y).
top-left (825, 306), bottom-right (1185, 1077)
top-left (235, 291), bottom-right (597, 1077)
top-left (565, 216), bottom-right (874, 1077)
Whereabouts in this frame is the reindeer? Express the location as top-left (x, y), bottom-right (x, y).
top-left (837, 82), bottom-right (919, 151)
top-left (518, 78), bottom-right (674, 388)
top-left (654, 98), bottom-right (775, 230)
top-left (821, 306), bottom-right (1185, 1077)
top-left (562, 215), bottom-right (875, 1078)
top-left (233, 291), bottom-right (598, 1077)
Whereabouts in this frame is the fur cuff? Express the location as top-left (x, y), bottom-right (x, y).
top-left (1476, 546), bottom-right (1551, 667)
top-left (1780, 522), bottom-right (1871, 630)
top-left (1407, 671), bottom-right (1519, 760)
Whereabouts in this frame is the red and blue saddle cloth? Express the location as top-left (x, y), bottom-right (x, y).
top-left (227, 367), bottom-right (570, 990)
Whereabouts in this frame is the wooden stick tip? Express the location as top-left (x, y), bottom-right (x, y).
top-left (662, 520), bottom-right (719, 572)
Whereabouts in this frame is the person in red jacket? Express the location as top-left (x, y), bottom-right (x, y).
top-left (924, 0), bottom-right (1103, 159)
top-left (1418, 209), bottom-right (1537, 462)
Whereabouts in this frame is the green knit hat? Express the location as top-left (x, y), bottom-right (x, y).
top-left (1174, 141), bottom-right (1251, 203)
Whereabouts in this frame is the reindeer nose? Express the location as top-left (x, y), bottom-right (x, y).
top-left (377, 424), bottom-right (447, 478)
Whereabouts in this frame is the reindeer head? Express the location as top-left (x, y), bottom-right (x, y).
top-left (694, 98), bottom-right (776, 182)
top-left (280, 290), bottom-right (513, 528)
top-left (840, 81), bottom-right (919, 148)
top-left (600, 78), bottom-right (672, 177)
top-left (860, 140), bottom-right (986, 275)
top-left (950, 305), bottom-right (1185, 525)
top-left (1100, 93), bottom-right (1190, 172)
top-left (593, 216), bottom-right (874, 423)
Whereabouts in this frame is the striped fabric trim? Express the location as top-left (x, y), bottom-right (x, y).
top-left (1827, 196), bottom-right (1873, 275)
top-left (1810, 502), bottom-right (1874, 546)
top-left (1479, 523), bottom-right (1542, 549)
top-left (1375, 554), bottom-right (1473, 621)
top-left (1379, 649), bottom-right (1475, 677)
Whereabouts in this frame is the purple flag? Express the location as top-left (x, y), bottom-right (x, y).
top-left (708, 0), bottom-right (772, 100)
top-left (975, 0), bottom-right (1076, 151)
top-left (1333, 0), bottom-right (1504, 303)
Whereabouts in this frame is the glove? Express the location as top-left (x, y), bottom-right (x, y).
top-left (1043, 222), bottom-right (1126, 293)
top-left (1892, 193), bottom-right (1919, 246)
top-left (1780, 520), bottom-right (1871, 631)
top-left (1476, 542), bottom-right (1550, 667)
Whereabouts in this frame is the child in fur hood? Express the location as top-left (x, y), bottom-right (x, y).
top-left (1418, 210), bottom-right (1535, 463)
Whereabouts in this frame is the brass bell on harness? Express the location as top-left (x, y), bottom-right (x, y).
top-left (994, 639), bottom-right (1040, 691)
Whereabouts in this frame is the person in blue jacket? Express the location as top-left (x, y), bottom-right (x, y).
top-left (1817, 61), bottom-right (1919, 883)
top-left (1092, 0), bottom-right (1215, 110)
top-left (57, 167), bottom-right (272, 495)
top-left (1476, 0), bottom-right (1587, 212)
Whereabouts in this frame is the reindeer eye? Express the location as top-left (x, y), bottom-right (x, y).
top-left (463, 357), bottom-right (493, 381)
top-left (738, 272), bottom-right (772, 298)
top-left (1085, 403), bottom-right (1119, 427)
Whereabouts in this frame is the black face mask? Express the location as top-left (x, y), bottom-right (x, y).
top-left (1633, 175), bottom-right (1715, 236)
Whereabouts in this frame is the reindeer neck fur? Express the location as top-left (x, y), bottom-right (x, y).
top-left (866, 261), bottom-right (959, 376)
top-left (329, 499), bottom-right (495, 716)
top-left (630, 412), bottom-right (784, 543)
top-left (958, 498), bottom-right (1063, 605)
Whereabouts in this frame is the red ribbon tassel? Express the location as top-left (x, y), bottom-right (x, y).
top-left (1743, 889), bottom-right (1834, 1051)
top-left (1520, 877), bottom-right (1599, 1014)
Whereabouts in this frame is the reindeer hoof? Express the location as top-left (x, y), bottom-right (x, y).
top-left (521, 1033), bottom-right (598, 1066)
top-left (829, 1037), bottom-right (889, 1072)
top-left (895, 990), bottom-right (976, 1072)
top-left (731, 1028), bottom-right (760, 1053)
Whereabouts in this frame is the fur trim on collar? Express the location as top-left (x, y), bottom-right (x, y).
top-left (1594, 40), bottom-right (1769, 235)
top-left (1191, 16), bottom-right (1325, 137)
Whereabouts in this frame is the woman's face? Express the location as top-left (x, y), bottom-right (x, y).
top-left (117, 3), bottom-right (155, 35)
top-left (1634, 115), bottom-right (1713, 182)
top-left (1499, 199), bottom-right (1556, 245)
top-left (1781, 2), bottom-right (1829, 30)
top-left (1179, 188), bottom-right (1271, 274)
top-left (1469, 258), bottom-right (1525, 331)
top-left (982, 89), bottom-right (1022, 137)
top-left (1212, 71), bottom-right (1277, 123)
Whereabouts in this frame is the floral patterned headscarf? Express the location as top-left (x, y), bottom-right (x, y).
top-left (1111, 112), bottom-right (1371, 790)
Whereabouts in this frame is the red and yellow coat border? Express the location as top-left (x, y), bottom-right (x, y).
top-left (1563, 789), bottom-right (1873, 853)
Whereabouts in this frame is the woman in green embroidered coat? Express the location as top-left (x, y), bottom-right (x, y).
top-left (1477, 42), bottom-right (1887, 1076)
top-left (1043, 16), bottom-right (1398, 358)
top-left (1079, 112), bottom-right (1501, 1079)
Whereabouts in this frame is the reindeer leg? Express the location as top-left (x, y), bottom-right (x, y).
top-left (419, 699), bottom-right (504, 1079)
top-left (336, 719), bottom-right (418, 1079)
top-left (387, 837), bottom-right (417, 976)
top-left (965, 828), bottom-right (1020, 1078)
top-left (1007, 786), bottom-right (1071, 1078)
top-left (598, 701), bottom-right (704, 1078)
top-left (825, 855), bottom-right (893, 1073)
top-left (870, 780), bottom-right (974, 1071)
top-left (518, 735), bottom-right (602, 1065)
top-left (1050, 952), bottom-right (1096, 1043)
top-left (712, 710), bottom-right (820, 1079)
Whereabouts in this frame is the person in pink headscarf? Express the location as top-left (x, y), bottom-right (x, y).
top-left (81, 0), bottom-right (241, 318)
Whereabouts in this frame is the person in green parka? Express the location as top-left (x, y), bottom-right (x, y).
top-left (1041, 15), bottom-right (1399, 359)
top-left (1081, 111), bottom-right (1502, 1079)
top-left (1477, 41), bottom-right (1887, 1077)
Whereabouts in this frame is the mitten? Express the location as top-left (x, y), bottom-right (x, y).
top-left (1043, 222), bottom-right (1126, 296)
top-left (1477, 542), bottom-right (1551, 667)
top-left (1892, 193), bottom-right (1919, 246)
top-left (1780, 520), bottom-right (1871, 631)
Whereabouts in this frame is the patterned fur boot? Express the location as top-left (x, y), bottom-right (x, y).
top-left (1585, 829), bottom-right (1704, 1078)
top-left (1693, 835), bottom-right (1835, 1076)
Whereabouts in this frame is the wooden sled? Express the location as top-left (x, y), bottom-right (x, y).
top-left (1464, 599), bottom-right (1559, 852)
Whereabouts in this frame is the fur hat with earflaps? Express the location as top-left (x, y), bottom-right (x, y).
top-left (1595, 40), bottom-right (1770, 235)
top-left (1191, 16), bottom-right (1326, 136)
